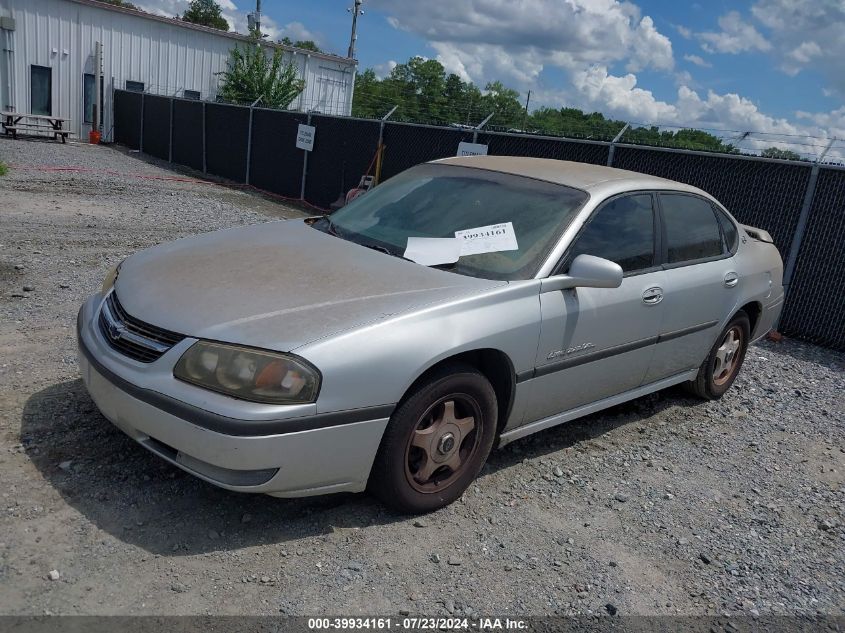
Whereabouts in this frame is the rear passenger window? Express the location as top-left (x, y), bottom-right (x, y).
top-left (715, 207), bottom-right (738, 252)
top-left (660, 194), bottom-right (724, 264)
top-left (567, 194), bottom-right (655, 273)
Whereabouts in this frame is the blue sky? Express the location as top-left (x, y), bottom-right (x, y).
top-left (139, 0), bottom-right (845, 157)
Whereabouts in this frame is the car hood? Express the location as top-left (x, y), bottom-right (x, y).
top-left (113, 219), bottom-right (501, 351)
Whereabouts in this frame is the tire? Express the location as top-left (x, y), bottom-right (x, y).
top-left (686, 311), bottom-right (750, 400)
top-left (368, 363), bottom-right (498, 514)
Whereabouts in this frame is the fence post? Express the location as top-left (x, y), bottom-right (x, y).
top-left (473, 112), bottom-right (494, 144)
top-left (375, 106), bottom-right (398, 185)
top-left (245, 96), bottom-right (262, 185)
top-left (202, 102), bottom-right (207, 174)
top-left (168, 97), bottom-right (174, 163)
top-left (139, 92), bottom-right (145, 153)
top-left (781, 137), bottom-right (836, 297)
top-left (607, 123), bottom-right (629, 167)
top-left (300, 111), bottom-right (312, 201)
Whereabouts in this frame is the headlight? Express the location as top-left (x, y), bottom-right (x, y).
top-left (101, 261), bottom-right (122, 293)
top-left (174, 341), bottom-right (320, 404)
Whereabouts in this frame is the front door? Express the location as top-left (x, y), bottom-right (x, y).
top-left (523, 193), bottom-right (664, 424)
top-left (30, 65), bottom-right (52, 115)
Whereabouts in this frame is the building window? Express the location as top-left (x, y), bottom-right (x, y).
top-left (30, 65), bottom-right (52, 115)
top-left (83, 74), bottom-right (104, 124)
top-left (125, 80), bottom-right (145, 92)
top-left (183, 89), bottom-right (201, 100)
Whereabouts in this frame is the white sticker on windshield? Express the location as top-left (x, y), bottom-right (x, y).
top-left (454, 222), bottom-right (519, 256)
top-left (404, 237), bottom-right (462, 266)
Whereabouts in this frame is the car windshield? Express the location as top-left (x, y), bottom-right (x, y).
top-left (312, 164), bottom-right (589, 280)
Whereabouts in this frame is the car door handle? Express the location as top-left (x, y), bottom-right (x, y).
top-left (724, 272), bottom-right (739, 288)
top-left (642, 287), bottom-right (663, 305)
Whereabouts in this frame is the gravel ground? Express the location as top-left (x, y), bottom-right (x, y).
top-left (0, 136), bottom-right (843, 618)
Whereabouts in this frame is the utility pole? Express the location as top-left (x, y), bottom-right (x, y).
top-left (521, 90), bottom-right (531, 132)
top-left (347, 0), bottom-right (363, 59)
top-left (247, 0), bottom-right (262, 38)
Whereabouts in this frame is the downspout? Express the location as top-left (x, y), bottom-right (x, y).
top-left (3, 28), bottom-right (13, 111)
top-left (94, 41), bottom-right (102, 135)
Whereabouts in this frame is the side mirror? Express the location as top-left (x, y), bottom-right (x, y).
top-left (540, 254), bottom-right (623, 293)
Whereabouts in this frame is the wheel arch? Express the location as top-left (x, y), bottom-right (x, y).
top-left (399, 349), bottom-right (517, 434)
top-left (737, 300), bottom-right (762, 337)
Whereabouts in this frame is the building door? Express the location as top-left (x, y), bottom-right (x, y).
top-left (30, 65), bottom-right (52, 115)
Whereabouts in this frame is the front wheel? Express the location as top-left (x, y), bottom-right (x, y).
top-left (368, 363), bottom-right (498, 514)
top-left (686, 311), bottom-right (750, 400)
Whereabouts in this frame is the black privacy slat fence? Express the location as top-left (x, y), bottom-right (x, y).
top-left (113, 89), bottom-right (845, 351)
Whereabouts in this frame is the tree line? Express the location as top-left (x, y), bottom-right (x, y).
top-left (353, 56), bottom-right (803, 159)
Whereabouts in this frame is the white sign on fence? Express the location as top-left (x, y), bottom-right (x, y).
top-left (296, 124), bottom-right (316, 151)
top-left (457, 141), bottom-right (489, 157)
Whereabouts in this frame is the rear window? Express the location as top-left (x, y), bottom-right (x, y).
top-left (660, 194), bottom-right (724, 264)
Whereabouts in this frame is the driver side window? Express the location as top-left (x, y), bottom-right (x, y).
top-left (565, 194), bottom-right (656, 275)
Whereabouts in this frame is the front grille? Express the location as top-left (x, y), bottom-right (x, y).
top-left (98, 291), bottom-right (184, 363)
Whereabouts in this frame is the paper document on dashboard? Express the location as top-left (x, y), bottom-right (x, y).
top-left (403, 237), bottom-right (462, 266)
top-left (455, 222), bottom-right (519, 256)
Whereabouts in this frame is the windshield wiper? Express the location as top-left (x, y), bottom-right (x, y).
top-left (362, 243), bottom-right (414, 262)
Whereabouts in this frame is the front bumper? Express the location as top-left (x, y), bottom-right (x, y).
top-left (77, 295), bottom-right (391, 497)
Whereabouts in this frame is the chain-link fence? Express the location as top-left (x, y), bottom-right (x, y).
top-left (112, 89), bottom-right (845, 351)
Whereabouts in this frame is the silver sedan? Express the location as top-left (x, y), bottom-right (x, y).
top-left (77, 157), bottom-right (784, 513)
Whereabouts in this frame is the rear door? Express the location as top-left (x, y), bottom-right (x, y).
top-left (644, 192), bottom-right (739, 382)
top-left (523, 193), bottom-right (665, 423)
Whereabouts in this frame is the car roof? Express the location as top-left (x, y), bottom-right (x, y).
top-left (433, 155), bottom-right (709, 198)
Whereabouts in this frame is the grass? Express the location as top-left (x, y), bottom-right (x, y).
top-left (0, 162), bottom-right (8, 176)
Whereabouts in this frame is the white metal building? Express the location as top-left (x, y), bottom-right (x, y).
top-left (0, 0), bottom-right (357, 142)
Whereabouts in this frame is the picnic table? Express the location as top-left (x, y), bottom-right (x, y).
top-left (2, 112), bottom-right (71, 143)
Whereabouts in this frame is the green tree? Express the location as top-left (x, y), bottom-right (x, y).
top-left (480, 81), bottom-right (523, 129)
top-left (101, 0), bottom-right (138, 9)
top-left (182, 0), bottom-right (229, 31)
top-left (280, 37), bottom-right (322, 53)
top-left (761, 147), bottom-right (801, 161)
top-left (218, 44), bottom-right (305, 108)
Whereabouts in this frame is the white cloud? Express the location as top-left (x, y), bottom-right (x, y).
top-left (683, 54), bottom-right (712, 68)
top-left (373, 60), bottom-right (398, 79)
top-left (751, 0), bottom-right (845, 88)
top-left (368, 0), bottom-right (675, 90)
top-left (561, 65), bottom-right (843, 160)
top-left (675, 24), bottom-right (692, 39)
top-left (364, 0), bottom-right (842, 158)
top-left (696, 11), bottom-right (771, 54)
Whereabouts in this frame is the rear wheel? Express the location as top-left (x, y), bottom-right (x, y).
top-left (368, 363), bottom-right (497, 514)
top-left (686, 312), bottom-right (750, 400)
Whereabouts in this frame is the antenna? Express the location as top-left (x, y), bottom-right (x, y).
top-left (347, 0), bottom-right (363, 59)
